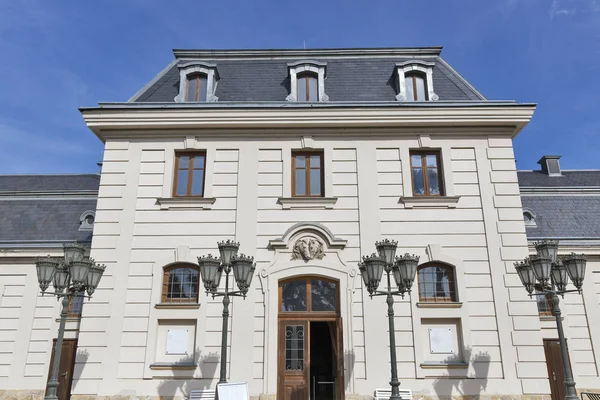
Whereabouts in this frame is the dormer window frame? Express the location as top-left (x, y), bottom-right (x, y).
top-left (286, 60), bottom-right (328, 102)
top-left (395, 60), bottom-right (438, 102)
top-left (175, 62), bottom-right (219, 103)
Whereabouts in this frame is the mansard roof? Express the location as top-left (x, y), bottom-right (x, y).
top-left (518, 169), bottom-right (600, 240)
top-left (129, 47), bottom-right (486, 103)
top-left (0, 174), bottom-right (99, 246)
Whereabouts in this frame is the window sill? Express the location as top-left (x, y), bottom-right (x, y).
top-left (277, 197), bottom-right (338, 209)
top-left (416, 302), bottom-right (463, 309)
top-left (420, 362), bottom-right (468, 369)
top-left (149, 362), bottom-right (197, 370)
top-left (156, 197), bottom-right (216, 210)
top-left (155, 303), bottom-right (201, 309)
top-left (55, 317), bottom-right (82, 322)
top-left (540, 315), bottom-right (560, 322)
top-left (399, 196), bottom-right (460, 209)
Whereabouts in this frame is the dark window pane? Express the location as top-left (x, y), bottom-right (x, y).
top-left (179, 156), bottom-right (190, 169)
top-left (308, 76), bottom-right (318, 102)
top-left (69, 293), bottom-right (84, 316)
top-left (311, 280), bottom-right (337, 311)
top-left (411, 155), bottom-right (422, 168)
top-left (194, 155), bottom-right (205, 170)
top-left (309, 155), bottom-right (321, 168)
top-left (198, 76), bottom-right (207, 102)
top-left (167, 268), bottom-right (198, 302)
top-left (412, 168), bottom-right (425, 195)
top-left (425, 154), bottom-right (438, 168)
top-left (296, 156), bottom-right (306, 168)
top-left (285, 325), bottom-right (304, 370)
top-left (309, 169), bottom-right (321, 195)
top-left (295, 170), bottom-right (306, 195)
top-left (415, 76), bottom-right (426, 101)
top-left (298, 76), bottom-right (307, 102)
top-left (418, 266), bottom-right (455, 302)
top-left (405, 76), bottom-right (415, 101)
top-left (187, 78), bottom-right (198, 101)
top-left (281, 281), bottom-right (307, 311)
top-left (177, 170), bottom-right (189, 195)
top-left (192, 169), bottom-right (204, 195)
top-left (428, 168), bottom-right (440, 195)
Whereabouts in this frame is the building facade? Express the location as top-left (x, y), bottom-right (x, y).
top-left (0, 47), bottom-right (598, 400)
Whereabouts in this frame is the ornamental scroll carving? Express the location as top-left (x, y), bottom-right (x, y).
top-left (291, 237), bottom-right (325, 261)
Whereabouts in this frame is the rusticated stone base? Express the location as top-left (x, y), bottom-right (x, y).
top-left (0, 390), bottom-right (45, 400)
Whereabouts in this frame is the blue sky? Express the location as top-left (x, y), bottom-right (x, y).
top-left (0, 0), bottom-right (599, 173)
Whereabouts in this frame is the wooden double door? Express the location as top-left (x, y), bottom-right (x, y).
top-left (45, 339), bottom-right (78, 400)
top-left (277, 277), bottom-right (344, 400)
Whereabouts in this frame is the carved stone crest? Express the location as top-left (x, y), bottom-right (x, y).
top-left (291, 237), bottom-right (325, 261)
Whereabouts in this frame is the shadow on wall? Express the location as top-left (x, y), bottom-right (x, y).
top-left (433, 347), bottom-right (491, 400)
top-left (344, 350), bottom-right (355, 391)
top-left (71, 349), bottom-right (89, 391)
top-left (157, 350), bottom-right (220, 399)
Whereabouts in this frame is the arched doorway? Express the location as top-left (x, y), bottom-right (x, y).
top-left (277, 276), bottom-right (344, 400)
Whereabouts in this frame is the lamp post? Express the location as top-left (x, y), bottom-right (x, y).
top-left (35, 243), bottom-right (106, 400)
top-left (197, 240), bottom-right (256, 384)
top-left (358, 239), bottom-right (419, 400)
top-left (514, 240), bottom-right (587, 400)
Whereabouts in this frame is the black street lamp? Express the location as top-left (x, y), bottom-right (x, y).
top-left (359, 239), bottom-right (419, 400)
top-left (35, 243), bottom-right (106, 400)
top-left (197, 240), bottom-right (256, 384)
top-left (514, 240), bottom-right (587, 400)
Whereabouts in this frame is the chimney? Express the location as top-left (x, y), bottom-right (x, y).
top-left (537, 155), bottom-right (562, 176)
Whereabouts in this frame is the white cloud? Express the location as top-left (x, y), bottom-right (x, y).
top-left (549, 0), bottom-right (575, 19)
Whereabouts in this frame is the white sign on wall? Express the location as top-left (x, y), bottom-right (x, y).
top-left (217, 382), bottom-right (249, 400)
top-left (166, 328), bottom-right (189, 355)
top-left (429, 328), bottom-right (454, 354)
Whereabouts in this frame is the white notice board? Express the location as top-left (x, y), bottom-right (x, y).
top-left (166, 328), bottom-right (188, 355)
top-left (217, 382), bottom-right (249, 400)
top-left (429, 328), bottom-right (453, 354)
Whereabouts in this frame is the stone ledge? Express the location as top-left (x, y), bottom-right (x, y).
top-left (154, 303), bottom-right (200, 309)
top-left (149, 362), bottom-right (197, 370)
top-left (156, 197), bottom-right (216, 210)
top-left (399, 196), bottom-right (460, 209)
top-left (417, 302), bottom-right (463, 308)
top-left (277, 197), bottom-right (338, 209)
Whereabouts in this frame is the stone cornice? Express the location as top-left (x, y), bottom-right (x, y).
top-left (81, 104), bottom-right (536, 141)
top-left (173, 47), bottom-right (444, 59)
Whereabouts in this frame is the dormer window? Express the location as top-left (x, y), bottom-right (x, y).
top-left (175, 62), bottom-right (219, 103)
top-left (186, 74), bottom-right (207, 102)
top-left (297, 72), bottom-right (318, 102)
top-left (405, 73), bottom-right (427, 101)
top-left (395, 61), bottom-right (438, 102)
top-left (286, 60), bottom-right (328, 102)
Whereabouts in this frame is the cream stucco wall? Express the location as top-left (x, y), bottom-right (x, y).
top-left (2, 127), bottom-right (600, 400)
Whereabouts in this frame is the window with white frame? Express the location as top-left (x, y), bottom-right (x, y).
top-left (395, 60), bottom-right (438, 102)
top-left (286, 60), bottom-right (328, 102)
top-left (175, 61), bottom-right (219, 102)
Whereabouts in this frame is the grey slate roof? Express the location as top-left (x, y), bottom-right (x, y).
top-left (518, 170), bottom-right (600, 239)
top-left (131, 48), bottom-right (485, 103)
top-left (0, 174), bottom-right (100, 192)
top-left (517, 171), bottom-right (600, 187)
top-left (0, 174), bottom-right (99, 245)
top-left (521, 196), bottom-right (600, 239)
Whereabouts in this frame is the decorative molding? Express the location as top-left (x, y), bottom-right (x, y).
top-left (268, 222), bottom-right (347, 250)
top-left (277, 197), bottom-right (337, 210)
top-left (82, 106), bottom-right (536, 140)
top-left (418, 135), bottom-right (432, 148)
top-left (301, 136), bottom-right (315, 148)
top-left (154, 303), bottom-right (201, 310)
top-left (156, 197), bottom-right (216, 210)
top-left (416, 302), bottom-right (463, 309)
top-left (399, 196), bottom-right (460, 209)
top-left (291, 237), bottom-right (325, 261)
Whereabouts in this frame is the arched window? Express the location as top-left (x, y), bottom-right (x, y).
top-left (297, 73), bottom-right (318, 102)
top-left (405, 73), bottom-right (427, 101)
top-left (162, 264), bottom-right (200, 303)
top-left (417, 263), bottom-right (457, 302)
top-left (186, 74), bottom-right (208, 102)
